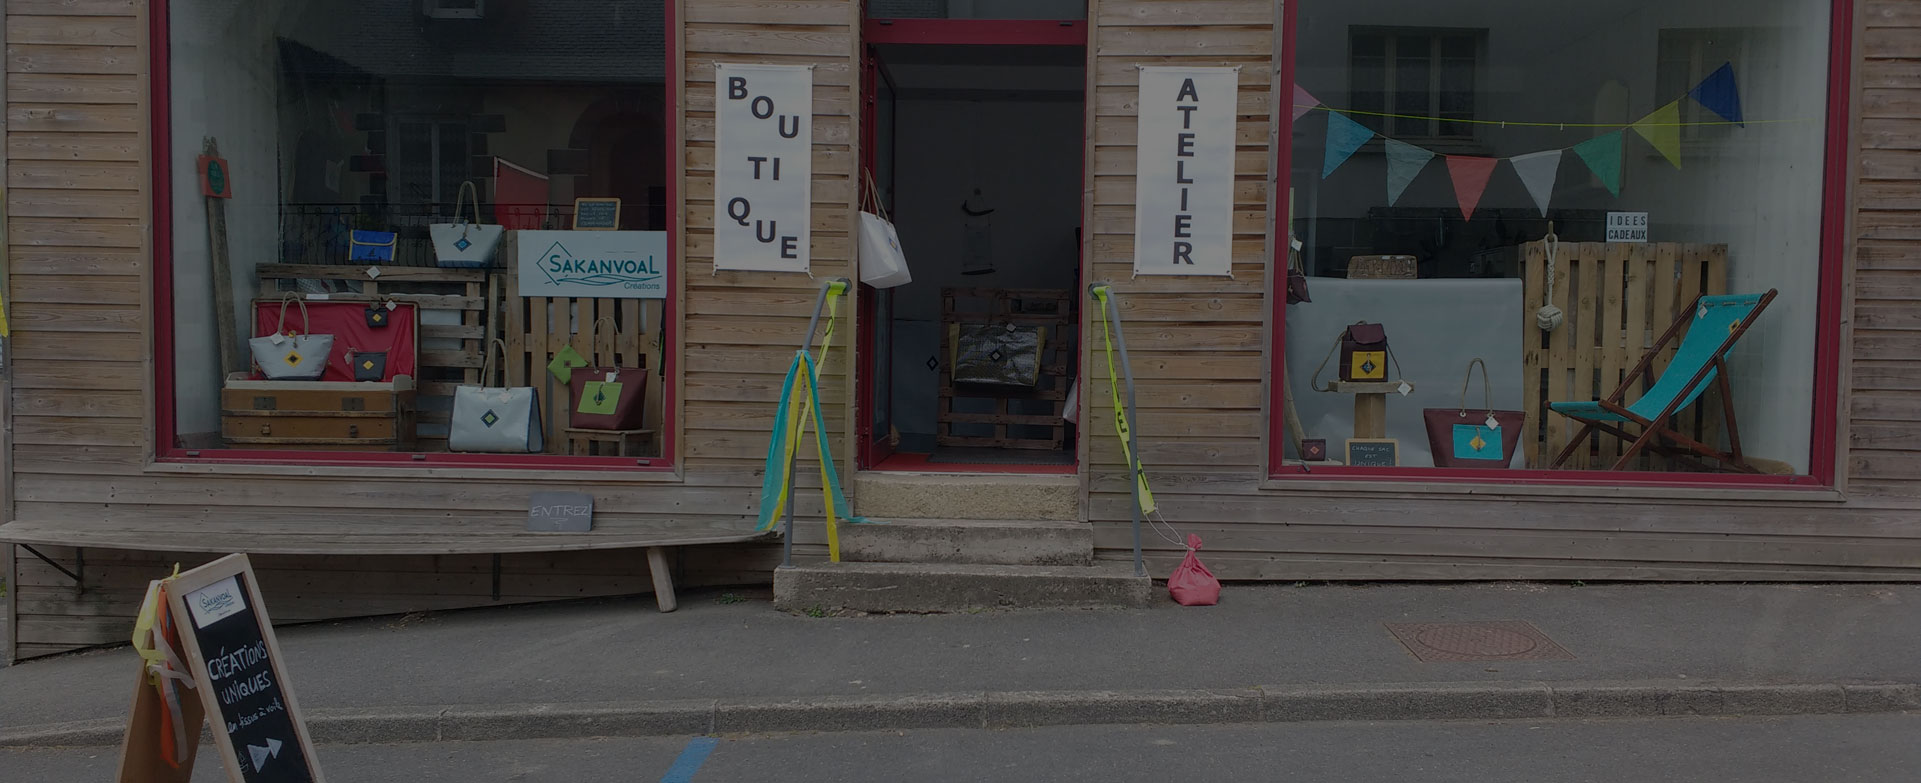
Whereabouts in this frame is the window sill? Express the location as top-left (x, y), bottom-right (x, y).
top-left (1258, 473), bottom-right (1844, 504)
top-left (146, 457), bottom-right (686, 484)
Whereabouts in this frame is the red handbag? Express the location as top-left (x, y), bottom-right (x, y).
top-left (1422, 359), bottom-right (1525, 468)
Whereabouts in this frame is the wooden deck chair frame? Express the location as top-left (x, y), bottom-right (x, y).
top-left (1550, 289), bottom-right (1779, 473)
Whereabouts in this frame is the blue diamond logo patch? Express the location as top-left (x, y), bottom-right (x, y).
top-left (481, 410), bottom-right (499, 428)
top-left (455, 237), bottom-right (472, 251)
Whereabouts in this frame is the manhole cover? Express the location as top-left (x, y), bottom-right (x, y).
top-left (1384, 620), bottom-right (1575, 662)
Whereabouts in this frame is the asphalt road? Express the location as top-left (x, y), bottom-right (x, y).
top-left (7, 714), bottom-right (1917, 782)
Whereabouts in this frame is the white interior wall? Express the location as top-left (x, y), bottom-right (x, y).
top-left (1291, 0), bottom-right (1828, 470)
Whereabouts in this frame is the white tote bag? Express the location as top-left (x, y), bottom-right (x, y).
top-left (430, 181), bottom-right (505, 268)
top-left (449, 339), bottom-right (545, 453)
top-left (857, 172), bottom-right (911, 288)
top-left (248, 295), bottom-right (334, 380)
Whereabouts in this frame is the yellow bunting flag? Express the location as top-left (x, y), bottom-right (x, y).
top-left (1632, 100), bottom-right (1684, 169)
top-left (1093, 287), bottom-right (1157, 515)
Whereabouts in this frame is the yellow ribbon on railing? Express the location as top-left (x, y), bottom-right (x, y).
top-left (1093, 286), bottom-right (1156, 515)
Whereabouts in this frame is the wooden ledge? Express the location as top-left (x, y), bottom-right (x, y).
top-left (0, 517), bottom-right (775, 556)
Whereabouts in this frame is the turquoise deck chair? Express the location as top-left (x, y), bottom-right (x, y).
top-left (1548, 289), bottom-right (1777, 472)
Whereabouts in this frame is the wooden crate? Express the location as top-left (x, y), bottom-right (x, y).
top-left (1521, 241), bottom-right (1727, 469)
top-left (937, 288), bottom-right (1074, 451)
top-left (256, 264), bottom-right (489, 451)
top-left (498, 233), bottom-right (665, 457)
top-left (221, 375), bottom-right (418, 451)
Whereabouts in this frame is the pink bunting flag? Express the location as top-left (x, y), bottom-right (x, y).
top-left (1291, 84), bottom-right (1320, 121)
top-left (1445, 156), bottom-right (1500, 221)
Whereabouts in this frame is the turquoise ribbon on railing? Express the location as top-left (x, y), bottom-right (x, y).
top-left (756, 350), bottom-right (868, 560)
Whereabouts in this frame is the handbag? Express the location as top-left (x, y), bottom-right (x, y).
top-left (1310, 322), bottom-right (1401, 391)
top-left (857, 171), bottom-right (912, 289)
top-left (429, 181), bottom-right (505, 268)
top-left (350, 351), bottom-right (387, 382)
top-left (348, 230), bottom-right (396, 263)
top-left (365, 302), bottom-right (392, 328)
top-left (566, 318), bottom-right (650, 430)
top-left (1422, 358), bottom-right (1525, 468)
top-left (1285, 244), bottom-right (1311, 305)
top-left (951, 322), bottom-right (1045, 387)
top-left (247, 295), bottom-right (334, 380)
top-left (449, 339), bottom-right (545, 453)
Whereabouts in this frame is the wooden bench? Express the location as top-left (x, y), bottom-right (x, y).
top-left (0, 518), bottom-right (776, 613)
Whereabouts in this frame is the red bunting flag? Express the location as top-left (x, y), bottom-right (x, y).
top-left (1445, 156), bottom-right (1500, 221)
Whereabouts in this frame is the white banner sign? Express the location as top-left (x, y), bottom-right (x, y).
top-left (715, 63), bottom-right (813, 273)
top-left (1134, 66), bottom-right (1239, 277)
top-left (517, 230), bottom-right (668, 298)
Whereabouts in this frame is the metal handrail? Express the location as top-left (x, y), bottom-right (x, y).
top-left (781, 278), bottom-right (852, 569)
top-left (1090, 284), bottom-right (1147, 578)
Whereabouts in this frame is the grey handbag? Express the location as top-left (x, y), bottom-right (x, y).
top-left (248, 295), bottom-right (334, 380)
top-left (449, 339), bottom-right (545, 453)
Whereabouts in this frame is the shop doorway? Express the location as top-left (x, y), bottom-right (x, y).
top-left (858, 17), bottom-right (1088, 473)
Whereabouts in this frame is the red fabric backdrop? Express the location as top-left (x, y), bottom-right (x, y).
top-left (253, 299), bottom-right (418, 382)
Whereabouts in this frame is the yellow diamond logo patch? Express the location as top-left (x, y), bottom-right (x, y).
top-left (1470, 434), bottom-right (1488, 452)
top-left (284, 350), bottom-right (302, 366)
top-left (362, 360), bottom-right (375, 370)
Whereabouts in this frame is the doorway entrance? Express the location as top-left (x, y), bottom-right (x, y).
top-left (857, 15), bottom-right (1088, 473)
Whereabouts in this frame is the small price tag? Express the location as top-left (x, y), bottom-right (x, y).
top-left (1397, 381), bottom-right (1412, 397)
top-left (366, 266), bottom-right (383, 279)
top-left (385, 301), bottom-right (398, 311)
top-left (605, 371), bottom-right (618, 383)
top-left (268, 333), bottom-right (285, 345)
top-left (1486, 413), bottom-right (1500, 430)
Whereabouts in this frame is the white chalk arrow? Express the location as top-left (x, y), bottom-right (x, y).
top-left (247, 738), bottom-right (283, 771)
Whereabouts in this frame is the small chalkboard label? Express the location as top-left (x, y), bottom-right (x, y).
top-left (161, 554), bottom-right (323, 783)
top-left (572, 198), bottom-right (621, 231)
top-left (528, 491), bottom-right (594, 532)
top-left (1345, 438), bottom-right (1400, 467)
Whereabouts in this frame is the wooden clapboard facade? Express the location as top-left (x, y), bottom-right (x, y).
top-left (2, 0), bottom-right (1918, 661)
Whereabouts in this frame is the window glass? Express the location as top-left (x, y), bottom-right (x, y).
top-left (167, 0), bottom-right (669, 461)
top-left (1286, 0), bottom-right (1829, 474)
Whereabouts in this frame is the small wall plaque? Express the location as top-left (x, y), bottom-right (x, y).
top-left (527, 491), bottom-right (594, 532)
top-left (1345, 438), bottom-right (1400, 467)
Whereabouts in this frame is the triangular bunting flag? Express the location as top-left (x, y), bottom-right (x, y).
top-left (1572, 131), bottom-right (1623, 197)
top-left (1292, 84), bottom-right (1321, 122)
top-left (1385, 139), bottom-right (1435, 206)
top-left (1444, 156), bottom-right (1499, 221)
top-left (1322, 112), bottom-right (1375, 179)
top-left (1509, 150), bottom-right (1563, 217)
top-left (1688, 62), bottom-right (1743, 126)
top-left (1632, 101), bottom-right (1684, 169)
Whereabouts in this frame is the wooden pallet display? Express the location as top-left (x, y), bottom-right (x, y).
top-left (1521, 241), bottom-right (1727, 470)
top-left (498, 233), bottom-right (664, 457)
top-left (256, 264), bottom-right (489, 452)
top-left (936, 288), bottom-right (1075, 451)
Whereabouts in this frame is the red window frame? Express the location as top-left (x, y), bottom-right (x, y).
top-left (1267, 0), bottom-right (1853, 488)
top-left (148, 0), bottom-right (680, 471)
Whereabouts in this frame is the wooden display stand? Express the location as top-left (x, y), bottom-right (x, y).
top-left (221, 375), bottom-right (417, 451)
top-left (565, 427), bottom-right (656, 457)
top-left (1324, 380), bottom-right (1415, 439)
top-left (936, 287), bottom-right (1074, 451)
top-left (1521, 240), bottom-right (1727, 469)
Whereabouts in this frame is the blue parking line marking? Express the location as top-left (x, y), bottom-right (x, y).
top-left (660, 736), bottom-right (720, 783)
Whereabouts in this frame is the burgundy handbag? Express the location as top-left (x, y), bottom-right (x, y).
top-left (566, 317), bottom-right (650, 431)
top-left (1286, 247), bottom-right (1311, 305)
top-left (1423, 359), bottom-right (1525, 468)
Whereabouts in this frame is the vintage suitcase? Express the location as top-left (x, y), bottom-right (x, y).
top-left (221, 374), bottom-right (417, 451)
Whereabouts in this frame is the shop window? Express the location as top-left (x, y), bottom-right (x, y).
top-left (161, 0), bottom-right (673, 466)
top-left (866, 0), bottom-right (1086, 20)
top-left (1282, 0), bottom-right (1836, 480)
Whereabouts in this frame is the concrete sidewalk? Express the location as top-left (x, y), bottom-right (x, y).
top-left (3, 583), bottom-right (1916, 744)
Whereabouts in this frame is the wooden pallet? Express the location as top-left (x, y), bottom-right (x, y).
top-left (256, 263), bottom-right (489, 452)
top-left (1521, 241), bottom-right (1728, 470)
top-left (498, 233), bottom-right (664, 457)
top-left (936, 288), bottom-right (1074, 451)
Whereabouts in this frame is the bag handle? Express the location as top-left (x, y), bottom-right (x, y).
top-left (455, 180), bottom-right (483, 225)
top-left (276, 294), bottom-right (312, 336)
top-left (1458, 358), bottom-right (1492, 416)
top-left (590, 316), bottom-right (621, 363)
top-left (483, 337), bottom-right (507, 387)
top-left (860, 169), bottom-right (890, 222)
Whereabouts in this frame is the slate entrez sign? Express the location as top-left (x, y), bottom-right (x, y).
top-left (517, 230), bottom-right (669, 299)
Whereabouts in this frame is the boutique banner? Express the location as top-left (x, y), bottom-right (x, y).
top-left (715, 63), bottom-right (813, 273)
top-left (1134, 66), bottom-right (1239, 277)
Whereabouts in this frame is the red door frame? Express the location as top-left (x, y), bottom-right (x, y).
top-left (147, 0), bottom-right (680, 471)
top-left (855, 15), bottom-right (1092, 471)
top-left (1267, 0), bottom-right (1853, 488)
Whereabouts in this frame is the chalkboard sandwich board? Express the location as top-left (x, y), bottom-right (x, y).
top-left (146, 554), bottom-right (325, 783)
top-left (572, 198), bottom-right (622, 231)
top-left (1345, 438), bottom-right (1400, 467)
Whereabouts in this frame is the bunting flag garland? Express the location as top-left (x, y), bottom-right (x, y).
top-left (1689, 63), bottom-right (1744, 126)
top-left (1508, 150), bottom-right (1564, 218)
top-left (1385, 138), bottom-right (1435, 206)
top-left (1303, 62), bottom-right (1751, 219)
top-left (1322, 111), bottom-right (1376, 178)
top-left (1292, 84), bottom-right (1321, 121)
top-left (1632, 100), bottom-right (1685, 169)
top-left (1444, 156), bottom-right (1500, 221)
top-left (1572, 132), bottom-right (1624, 197)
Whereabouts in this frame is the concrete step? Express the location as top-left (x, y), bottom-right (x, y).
top-left (852, 472), bottom-right (1078, 521)
top-left (774, 561), bottom-right (1153, 614)
top-left (842, 519), bottom-right (1094, 567)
